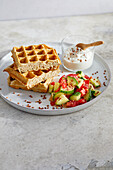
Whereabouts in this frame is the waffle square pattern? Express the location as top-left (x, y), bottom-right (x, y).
top-left (12, 44), bottom-right (61, 72)
top-left (4, 64), bottom-right (60, 89)
top-left (7, 76), bottom-right (53, 93)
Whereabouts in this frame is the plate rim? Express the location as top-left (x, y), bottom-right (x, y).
top-left (0, 42), bottom-right (111, 115)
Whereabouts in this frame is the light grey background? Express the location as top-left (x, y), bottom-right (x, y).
top-left (0, 0), bottom-right (113, 20)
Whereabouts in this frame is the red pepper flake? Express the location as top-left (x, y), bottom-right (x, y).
top-left (95, 72), bottom-right (97, 74)
top-left (97, 77), bottom-right (99, 79)
top-left (64, 56), bottom-right (65, 58)
top-left (26, 104), bottom-right (31, 107)
top-left (27, 101), bottom-right (31, 103)
top-left (85, 59), bottom-right (87, 61)
top-left (62, 71), bottom-right (64, 73)
top-left (96, 71), bottom-right (98, 73)
top-left (17, 94), bottom-right (20, 96)
top-left (41, 95), bottom-right (43, 97)
top-left (24, 100), bottom-right (27, 102)
top-left (92, 73), bottom-right (94, 75)
top-left (32, 107), bottom-right (34, 109)
top-left (13, 92), bottom-right (15, 94)
top-left (72, 60), bottom-right (74, 62)
top-left (43, 96), bottom-right (46, 100)
top-left (44, 107), bottom-right (47, 109)
top-left (103, 82), bottom-right (106, 86)
top-left (104, 76), bottom-right (106, 78)
top-left (68, 58), bottom-right (70, 60)
top-left (35, 99), bottom-right (42, 104)
top-left (105, 78), bottom-right (108, 80)
top-left (94, 78), bottom-right (95, 80)
top-left (56, 106), bottom-right (59, 109)
top-left (80, 59), bottom-right (82, 62)
top-left (0, 88), bottom-right (2, 90)
top-left (10, 99), bottom-right (12, 101)
top-left (29, 95), bottom-right (33, 98)
top-left (52, 107), bottom-right (55, 110)
top-left (104, 70), bottom-right (106, 72)
top-left (6, 97), bottom-right (8, 99)
top-left (103, 72), bottom-right (105, 75)
top-left (47, 105), bottom-right (49, 109)
top-left (17, 102), bottom-right (19, 104)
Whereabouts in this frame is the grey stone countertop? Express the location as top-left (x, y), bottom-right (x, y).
top-left (0, 13), bottom-right (113, 170)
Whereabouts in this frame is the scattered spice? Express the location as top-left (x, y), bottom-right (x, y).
top-left (80, 59), bottom-right (82, 62)
top-left (92, 73), bottom-right (94, 75)
top-left (26, 104), bottom-right (31, 107)
top-left (103, 72), bottom-right (105, 75)
top-left (27, 101), bottom-right (31, 103)
top-left (24, 100), bottom-right (27, 102)
top-left (85, 59), bottom-right (87, 62)
top-left (62, 71), bottom-right (64, 73)
top-left (32, 107), bottom-right (34, 109)
top-left (97, 77), bottom-right (99, 79)
top-left (0, 88), bottom-right (2, 90)
top-left (13, 92), bottom-right (15, 94)
top-left (29, 95), bottom-right (33, 98)
top-left (17, 94), bottom-right (20, 96)
top-left (104, 70), bottom-right (106, 72)
top-left (17, 102), bottom-right (19, 104)
top-left (35, 99), bottom-right (42, 104)
top-left (52, 107), bottom-right (55, 109)
top-left (6, 97), bottom-right (8, 99)
top-left (103, 82), bottom-right (106, 86)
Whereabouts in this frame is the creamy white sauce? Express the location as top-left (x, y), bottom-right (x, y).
top-left (63, 45), bottom-right (94, 71)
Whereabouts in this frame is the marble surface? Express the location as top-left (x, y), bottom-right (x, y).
top-left (0, 13), bottom-right (113, 170)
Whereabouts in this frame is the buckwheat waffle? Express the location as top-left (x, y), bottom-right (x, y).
top-left (11, 44), bottom-right (61, 72)
top-left (7, 76), bottom-right (53, 93)
top-left (4, 64), bottom-right (60, 89)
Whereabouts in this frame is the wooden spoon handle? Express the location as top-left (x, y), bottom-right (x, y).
top-left (86, 41), bottom-right (104, 48)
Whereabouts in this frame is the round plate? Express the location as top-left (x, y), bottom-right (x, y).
top-left (0, 42), bottom-right (111, 115)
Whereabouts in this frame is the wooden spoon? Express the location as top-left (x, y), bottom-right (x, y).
top-left (76, 41), bottom-right (104, 50)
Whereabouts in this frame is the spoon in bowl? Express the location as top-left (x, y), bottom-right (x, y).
top-left (76, 41), bottom-right (104, 50)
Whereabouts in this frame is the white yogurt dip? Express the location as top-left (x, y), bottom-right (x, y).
top-left (63, 45), bottom-right (94, 71)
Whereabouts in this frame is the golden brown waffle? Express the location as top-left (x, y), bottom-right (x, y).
top-left (4, 64), bottom-right (60, 89)
top-left (7, 76), bottom-right (53, 93)
top-left (11, 44), bottom-right (61, 72)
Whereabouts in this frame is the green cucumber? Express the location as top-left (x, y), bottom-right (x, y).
top-left (83, 89), bottom-right (92, 101)
top-left (76, 79), bottom-right (84, 89)
top-left (92, 90), bottom-right (101, 97)
top-left (76, 71), bottom-right (85, 78)
top-left (67, 76), bottom-right (78, 87)
top-left (70, 92), bottom-right (81, 101)
top-left (89, 83), bottom-right (95, 91)
top-left (90, 78), bottom-right (101, 88)
top-left (48, 84), bottom-right (54, 93)
top-left (60, 86), bottom-right (74, 95)
top-left (55, 94), bottom-right (69, 105)
top-left (53, 92), bottom-right (64, 100)
top-left (53, 82), bottom-right (60, 92)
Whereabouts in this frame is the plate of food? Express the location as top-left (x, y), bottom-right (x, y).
top-left (0, 40), bottom-right (111, 115)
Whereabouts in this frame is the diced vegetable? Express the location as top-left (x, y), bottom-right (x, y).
top-left (48, 84), bottom-right (54, 93)
top-left (83, 89), bottom-right (92, 101)
top-left (67, 76), bottom-right (78, 87)
top-left (60, 86), bottom-right (74, 95)
top-left (55, 94), bottom-right (69, 105)
top-left (53, 92), bottom-right (64, 100)
top-left (90, 78), bottom-right (101, 88)
top-left (53, 82), bottom-right (60, 92)
top-left (92, 89), bottom-right (101, 97)
top-left (76, 79), bottom-right (84, 89)
top-left (70, 92), bottom-right (81, 101)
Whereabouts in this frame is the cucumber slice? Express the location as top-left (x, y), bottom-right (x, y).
top-left (76, 79), bottom-right (84, 89)
top-left (53, 82), bottom-right (60, 92)
top-left (55, 94), bottom-right (69, 105)
top-left (76, 71), bottom-right (85, 78)
top-left (53, 92), bottom-right (64, 100)
top-left (60, 86), bottom-right (74, 95)
top-left (90, 78), bottom-right (101, 88)
top-left (83, 89), bottom-right (92, 101)
top-left (70, 92), bottom-right (81, 101)
top-left (92, 90), bottom-right (101, 97)
top-left (67, 76), bottom-right (78, 87)
top-left (89, 83), bottom-right (95, 91)
top-left (48, 84), bottom-right (54, 93)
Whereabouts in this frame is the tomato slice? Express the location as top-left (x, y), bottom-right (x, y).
top-left (79, 88), bottom-right (86, 97)
top-left (77, 98), bottom-right (86, 105)
top-left (66, 74), bottom-right (79, 81)
top-left (51, 82), bottom-right (55, 85)
top-left (84, 75), bottom-right (90, 79)
top-left (59, 75), bottom-right (67, 88)
top-left (66, 100), bottom-right (77, 107)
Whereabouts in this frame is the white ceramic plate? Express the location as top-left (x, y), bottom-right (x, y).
top-left (0, 42), bottom-right (111, 115)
